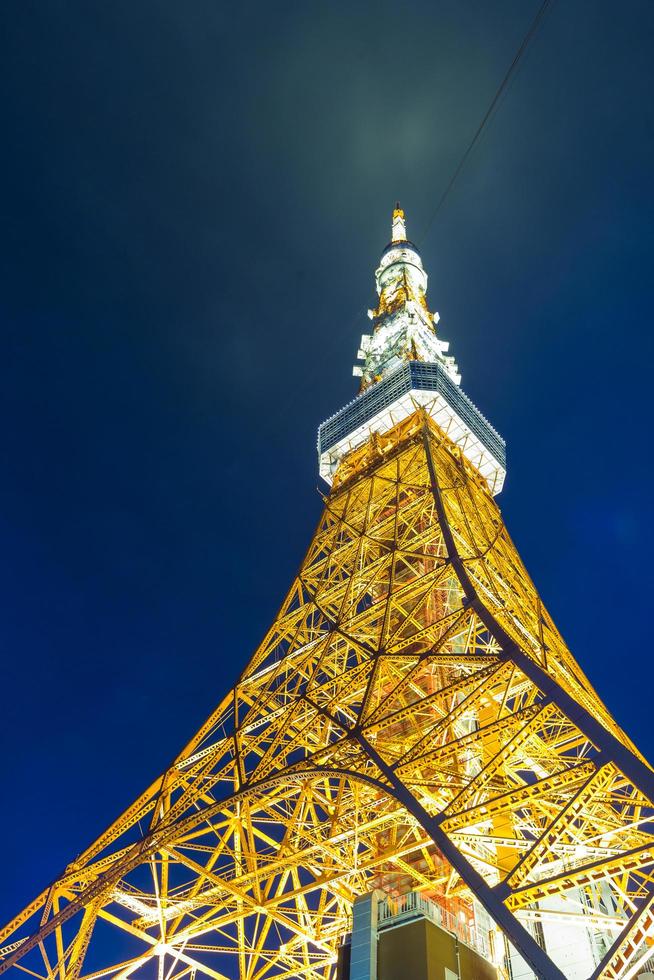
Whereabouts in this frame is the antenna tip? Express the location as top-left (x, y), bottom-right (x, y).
top-left (391, 204), bottom-right (407, 242)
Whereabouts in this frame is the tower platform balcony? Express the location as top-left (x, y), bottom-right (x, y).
top-left (318, 360), bottom-right (506, 493)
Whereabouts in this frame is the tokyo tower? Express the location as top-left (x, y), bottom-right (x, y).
top-left (2, 207), bottom-right (654, 980)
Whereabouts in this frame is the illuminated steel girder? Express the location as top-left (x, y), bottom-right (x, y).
top-left (2, 412), bottom-right (654, 980)
top-left (3, 208), bottom-right (654, 980)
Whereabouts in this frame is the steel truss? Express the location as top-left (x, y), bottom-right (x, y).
top-left (3, 411), bottom-right (654, 980)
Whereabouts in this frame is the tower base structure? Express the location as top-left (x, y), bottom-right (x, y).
top-left (3, 410), bottom-right (654, 980)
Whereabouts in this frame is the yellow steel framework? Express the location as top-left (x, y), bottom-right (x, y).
top-left (2, 410), bottom-right (654, 980)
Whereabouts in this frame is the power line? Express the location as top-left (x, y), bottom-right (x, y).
top-left (421, 0), bottom-right (553, 244)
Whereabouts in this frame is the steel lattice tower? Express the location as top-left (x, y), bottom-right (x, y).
top-left (3, 208), bottom-right (654, 980)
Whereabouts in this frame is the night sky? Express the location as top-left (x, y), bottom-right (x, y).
top-left (1, 1), bottom-right (653, 926)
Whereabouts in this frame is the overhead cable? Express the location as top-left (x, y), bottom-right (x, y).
top-left (421, 0), bottom-right (553, 243)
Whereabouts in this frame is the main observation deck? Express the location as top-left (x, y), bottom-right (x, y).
top-left (318, 360), bottom-right (506, 494)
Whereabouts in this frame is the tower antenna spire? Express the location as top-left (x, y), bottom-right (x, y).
top-left (391, 201), bottom-right (407, 243)
top-left (347, 202), bottom-right (461, 398)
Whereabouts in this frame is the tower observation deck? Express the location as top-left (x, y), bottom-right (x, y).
top-left (2, 208), bottom-right (654, 980)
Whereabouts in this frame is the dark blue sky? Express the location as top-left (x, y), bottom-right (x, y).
top-left (1, 1), bottom-right (653, 925)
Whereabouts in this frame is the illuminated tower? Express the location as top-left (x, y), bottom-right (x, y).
top-left (3, 207), bottom-right (654, 980)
